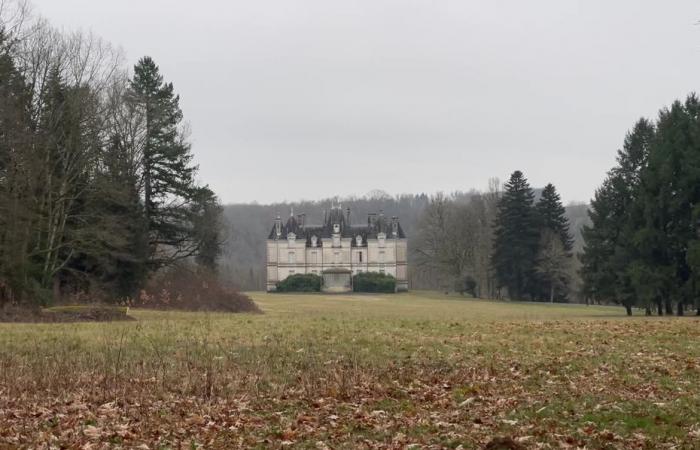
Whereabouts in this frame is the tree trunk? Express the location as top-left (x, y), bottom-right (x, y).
top-left (645, 306), bottom-right (651, 316)
top-left (657, 302), bottom-right (663, 316)
top-left (625, 304), bottom-right (633, 316)
top-left (677, 301), bottom-right (684, 316)
top-left (549, 284), bottom-right (554, 303)
top-left (665, 299), bottom-right (673, 315)
top-left (52, 275), bottom-right (61, 304)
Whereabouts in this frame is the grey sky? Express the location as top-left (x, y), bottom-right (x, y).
top-left (32, 0), bottom-right (700, 204)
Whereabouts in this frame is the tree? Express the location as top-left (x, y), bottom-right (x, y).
top-left (581, 118), bottom-right (655, 315)
top-left (127, 56), bottom-right (201, 268)
top-left (536, 184), bottom-right (573, 252)
top-left (534, 183), bottom-right (573, 301)
top-left (192, 186), bottom-right (224, 272)
top-left (535, 230), bottom-right (570, 302)
top-left (491, 171), bottom-right (539, 300)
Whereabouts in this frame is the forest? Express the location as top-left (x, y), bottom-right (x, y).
top-left (581, 95), bottom-right (700, 316)
top-left (0, 4), bottom-right (223, 308)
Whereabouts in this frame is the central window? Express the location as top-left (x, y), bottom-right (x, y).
top-left (359, 251), bottom-right (363, 263)
top-left (288, 252), bottom-right (296, 264)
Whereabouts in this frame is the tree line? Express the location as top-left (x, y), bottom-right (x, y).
top-left (0, 5), bottom-right (222, 306)
top-left (581, 95), bottom-right (700, 316)
top-left (220, 192), bottom-right (589, 292)
top-left (415, 174), bottom-right (576, 301)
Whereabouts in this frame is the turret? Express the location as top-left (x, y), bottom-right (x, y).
top-left (274, 214), bottom-right (282, 238)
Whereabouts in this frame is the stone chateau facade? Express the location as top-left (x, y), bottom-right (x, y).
top-left (266, 206), bottom-right (408, 292)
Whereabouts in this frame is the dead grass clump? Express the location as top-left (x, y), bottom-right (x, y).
top-left (136, 268), bottom-right (260, 313)
top-left (0, 304), bottom-right (133, 323)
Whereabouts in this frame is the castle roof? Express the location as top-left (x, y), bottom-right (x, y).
top-left (268, 207), bottom-right (406, 243)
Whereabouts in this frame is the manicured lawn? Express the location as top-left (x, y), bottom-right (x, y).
top-left (1, 292), bottom-right (698, 448)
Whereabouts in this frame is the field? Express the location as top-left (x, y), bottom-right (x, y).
top-left (1, 292), bottom-right (699, 449)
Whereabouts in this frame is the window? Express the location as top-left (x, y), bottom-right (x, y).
top-left (355, 235), bottom-right (363, 246)
top-left (289, 270), bottom-right (296, 275)
top-left (310, 251), bottom-right (317, 264)
top-left (288, 252), bottom-right (296, 264)
top-left (334, 251), bottom-right (340, 264)
top-left (358, 251), bottom-right (363, 263)
top-left (379, 251), bottom-right (385, 263)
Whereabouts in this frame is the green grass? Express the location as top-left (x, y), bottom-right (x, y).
top-left (1, 291), bottom-right (699, 448)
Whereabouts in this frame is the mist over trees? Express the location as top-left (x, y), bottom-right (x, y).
top-left (582, 95), bottom-right (700, 315)
top-left (0, 4), bottom-right (222, 306)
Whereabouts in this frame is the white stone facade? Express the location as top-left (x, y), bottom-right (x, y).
top-left (266, 207), bottom-right (408, 292)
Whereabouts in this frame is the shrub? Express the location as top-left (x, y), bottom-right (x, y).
top-left (276, 274), bottom-right (322, 292)
top-left (353, 272), bottom-right (396, 293)
top-left (136, 267), bottom-right (260, 313)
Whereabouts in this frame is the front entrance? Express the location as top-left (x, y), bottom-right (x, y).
top-left (322, 268), bottom-right (352, 293)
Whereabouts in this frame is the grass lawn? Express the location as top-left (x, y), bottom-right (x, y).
top-left (1, 291), bottom-right (699, 448)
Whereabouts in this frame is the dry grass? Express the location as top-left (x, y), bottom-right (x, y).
top-left (1, 292), bottom-right (699, 448)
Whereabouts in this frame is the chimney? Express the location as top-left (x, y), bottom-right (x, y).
top-left (392, 216), bottom-right (399, 237)
top-left (346, 207), bottom-right (351, 223)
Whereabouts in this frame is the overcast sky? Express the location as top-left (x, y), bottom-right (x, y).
top-left (32, 0), bottom-right (700, 205)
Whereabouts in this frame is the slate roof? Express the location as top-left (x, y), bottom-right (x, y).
top-left (267, 207), bottom-right (406, 244)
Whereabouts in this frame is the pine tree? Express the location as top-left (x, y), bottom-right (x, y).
top-left (491, 170), bottom-right (539, 300)
top-left (192, 186), bottom-right (224, 272)
top-left (127, 56), bottom-right (201, 267)
top-left (581, 118), bottom-right (655, 315)
top-left (533, 183), bottom-right (573, 300)
top-left (632, 97), bottom-right (700, 315)
top-left (536, 184), bottom-right (573, 252)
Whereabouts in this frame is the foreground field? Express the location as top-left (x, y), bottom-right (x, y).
top-left (1, 292), bottom-right (699, 448)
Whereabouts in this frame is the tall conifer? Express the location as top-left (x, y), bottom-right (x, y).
top-left (491, 171), bottom-right (539, 300)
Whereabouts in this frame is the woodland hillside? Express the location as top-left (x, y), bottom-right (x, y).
top-left (221, 191), bottom-right (590, 292)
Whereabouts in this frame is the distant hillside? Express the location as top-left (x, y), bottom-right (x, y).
top-left (221, 193), bottom-right (590, 291)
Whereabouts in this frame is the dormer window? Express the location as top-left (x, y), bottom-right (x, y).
top-left (287, 232), bottom-right (296, 245)
top-left (378, 232), bottom-right (386, 248)
top-left (333, 223), bottom-right (340, 234)
top-left (310, 235), bottom-right (318, 247)
top-left (355, 235), bottom-right (363, 246)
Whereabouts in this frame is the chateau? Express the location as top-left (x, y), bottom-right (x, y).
top-left (266, 207), bottom-right (408, 292)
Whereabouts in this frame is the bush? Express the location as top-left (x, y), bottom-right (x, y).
top-left (136, 267), bottom-right (260, 313)
top-left (276, 274), bottom-right (322, 292)
top-left (353, 272), bottom-right (396, 293)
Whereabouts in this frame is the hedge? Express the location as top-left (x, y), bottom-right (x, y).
top-left (353, 272), bottom-right (396, 293)
top-left (276, 273), bottom-right (322, 292)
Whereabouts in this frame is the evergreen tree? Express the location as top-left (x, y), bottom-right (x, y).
top-left (632, 97), bottom-right (700, 315)
top-left (192, 186), bottom-right (224, 272)
top-left (127, 56), bottom-right (201, 268)
top-left (0, 32), bottom-right (33, 304)
top-left (491, 170), bottom-right (539, 300)
top-left (536, 183), bottom-right (573, 252)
